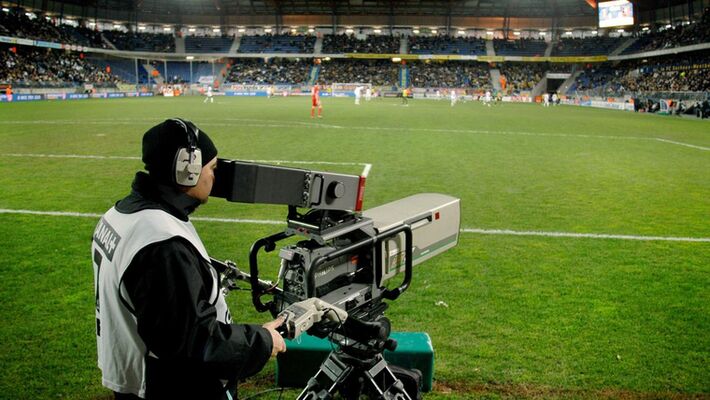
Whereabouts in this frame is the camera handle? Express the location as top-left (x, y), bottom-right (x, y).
top-left (306, 224), bottom-right (413, 301)
top-left (379, 225), bottom-right (413, 301)
top-left (249, 231), bottom-right (294, 313)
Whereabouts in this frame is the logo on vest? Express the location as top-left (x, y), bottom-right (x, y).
top-left (93, 218), bottom-right (121, 261)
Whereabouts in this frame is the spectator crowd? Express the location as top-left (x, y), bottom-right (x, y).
top-left (224, 58), bottom-right (311, 84)
top-left (408, 61), bottom-right (491, 89)
top-left (573, 51), bottom-right (710, 94)
top-left (1, 44), bottom-right (122, 87)
top-left (322, 34), bottom-right (400, 54)
top-left (318, 59), bottom-right (398, 86)
top-left (498, 62), bottom-right (546, 92)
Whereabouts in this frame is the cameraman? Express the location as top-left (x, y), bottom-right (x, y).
top-left (92, 118), bottom-right (286, 400)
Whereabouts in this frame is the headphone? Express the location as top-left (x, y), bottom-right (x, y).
top-left (171, 118), bottom-right (202, 187)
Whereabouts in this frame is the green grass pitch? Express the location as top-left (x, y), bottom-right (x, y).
top-left (0, 96), bottom-right (708, 399)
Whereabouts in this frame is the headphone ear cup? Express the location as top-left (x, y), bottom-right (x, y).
top-left (174, 148), bottom-right (202, 187)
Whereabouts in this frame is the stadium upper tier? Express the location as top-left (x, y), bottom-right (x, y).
top-left (2, 8), bottom-right (710, 58)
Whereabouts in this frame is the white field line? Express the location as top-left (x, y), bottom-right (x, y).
top-left (2, 118), bottom-right (707, 152)
top-left (0, 153), bottom-right (371, 176)
top-left (654, 138), bottom-right (710, 151)
top-left (1, 208), bottom-right (708, 243)
top-left (461, 228), bottom-right (710, 243)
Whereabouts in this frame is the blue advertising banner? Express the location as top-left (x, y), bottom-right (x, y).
top-left (0, 91), bottom-right (154, 103)
top-left (225, 91), bottom-right (265, 96)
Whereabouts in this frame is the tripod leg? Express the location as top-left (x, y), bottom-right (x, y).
top-left (362, 355), bottom-right (413, 400)
top-left (298, 352), bottom-right (353, 400)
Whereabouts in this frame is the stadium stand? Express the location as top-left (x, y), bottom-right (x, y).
top-left (88, 58), bottom-right (138, 83)
top-left (409, 36), bottom-right (486, 55)
top-left (319, 59), bottom-right (398, 85)
top-left (552, 36), bottom-right (624, 56)
top-left (0, 44), bottom-right (123, 87)
top-left (408, 61), bottom-right (491, 89)
top-left (1, 9), bottom-right (70, 43)
top-left (571, 51), bottom-right (710, 94)
top-left (498, 62), bottom-right (546, 92)
top-left (622, 10), bottom-right (710, 55)
top-left (237, 34), bottom-right (316, 53)
top-left (103, 31), bottom-right (175, 52)
top-left (164, 62), bottom-right (192, 83)
top-left (321, 34), bottom-right (400, 54)
top-left (493, 38), bottom-right (547, 56)
top-left (184, 35), bottom-right (233, 53)
top-left (0, 8), bottom-right (107, 49)
top-left (56, 25), bottom-right (108, 48)
top-left (224, 58), bottom-right (311, 84)
top-left (570, 63), bottom-right (621, 92)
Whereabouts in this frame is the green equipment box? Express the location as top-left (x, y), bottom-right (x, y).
top-left (276, 332), bottom-right (434, 392)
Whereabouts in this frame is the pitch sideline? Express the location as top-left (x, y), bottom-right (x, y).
top-left (1, 118), bottom-right (708, 151)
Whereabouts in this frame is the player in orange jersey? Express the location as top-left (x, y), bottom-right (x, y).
top-left (311, 82), bottom-right (323, 118)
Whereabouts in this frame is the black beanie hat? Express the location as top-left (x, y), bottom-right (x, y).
top-left (142, 118), bottom-right (218, 184)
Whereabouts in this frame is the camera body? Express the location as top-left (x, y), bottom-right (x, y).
top-left (211, 159), bottom-right (460, 326)
top-left (274, 193), bottom-right (460, 321)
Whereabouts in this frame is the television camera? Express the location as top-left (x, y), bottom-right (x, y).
top-left (210, 159), bottom-right (460, 399)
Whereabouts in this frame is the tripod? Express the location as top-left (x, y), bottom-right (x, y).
top-left (297, 333), bottom-right (414, 400)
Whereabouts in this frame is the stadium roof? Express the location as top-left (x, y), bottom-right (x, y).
top-left (27, 0), bottom-right (608, 18)
top-left (16, 0), bottom-right (697, 26)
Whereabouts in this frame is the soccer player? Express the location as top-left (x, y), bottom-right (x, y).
top-left (311, 82), bottom-right (323, 118)
top-left (203, 85), bottom-right (213, 103)
top-left (401, 86), bottom-right (409, 106)
top-left (543, 92), bottom-right (550, 107)
top-left (365, 87), bottom-right (372, 101)
top-left (354, 85), bottom-right (362, 105)
top-left (483, 90), bottom-right (492, 107)
top-left (450, 89), bottom-right (457, 107)
top-left (551, 92), bottom-right (559, 106)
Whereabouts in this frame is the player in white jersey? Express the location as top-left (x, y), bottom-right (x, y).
top-left (354, 86), bottom-right (363, 105)
top-left (365, 87), bottom-right (372, 101)
top-left (203, 85), bottom-right (213, 103)
top-left (552, 92), bottom-right (559, 106)
top-left (450, 89), bottom-right (457, 107)
top-left (543, 92), bottom-right (550, 107)
top-left (483, 90), bottom-right (492, 107)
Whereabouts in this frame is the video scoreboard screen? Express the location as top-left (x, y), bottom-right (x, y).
top-left (598, 0), bottom-right (634, 28)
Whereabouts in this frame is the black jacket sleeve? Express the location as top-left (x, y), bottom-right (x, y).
top-left (122, 237), bottom-right (273, 382)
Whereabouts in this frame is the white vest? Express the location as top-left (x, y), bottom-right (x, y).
top-left (92, 208), bottom-right (231, 397)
